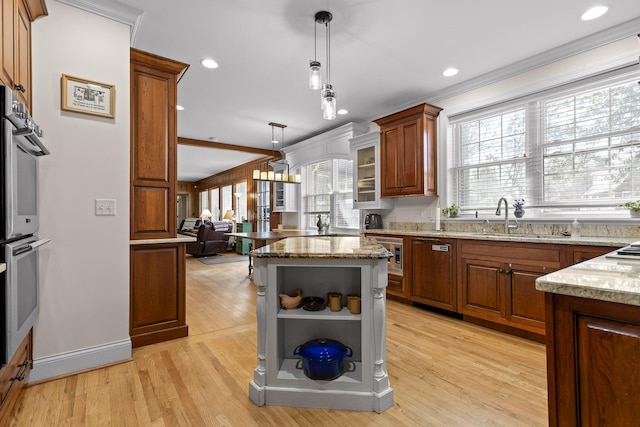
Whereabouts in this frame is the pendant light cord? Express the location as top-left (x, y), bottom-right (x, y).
top-left (326, 20), bottom-right (331, 84)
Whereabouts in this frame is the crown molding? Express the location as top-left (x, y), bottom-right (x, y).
top-left (424, 16), bottom-right (640, 105)
top-left (55, 0), bottom-right (143, 45)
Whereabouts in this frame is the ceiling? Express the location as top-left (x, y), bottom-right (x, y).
top-left (114, 0), bottom-right (640, 181)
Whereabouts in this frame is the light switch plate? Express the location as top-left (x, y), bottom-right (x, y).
top-left (95, 199), bottom-right (116, 216)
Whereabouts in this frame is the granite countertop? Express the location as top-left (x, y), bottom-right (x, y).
top-left (0, 263), bottom-right (5, 274)
top-left (130, 236), bottom-right (196, 245)
top-left (536, 250), bottom-right (640, 306)
top-left (363, 229), bottom-right (636, 247)
top-left (251, 236), bottom-right (392, 259)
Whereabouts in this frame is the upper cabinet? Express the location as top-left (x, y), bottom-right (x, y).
top-left (374, 103), bottom-right (442, 198)
top-left (130, 48), bottom-right (189, 240)
top-left (0, 0), bottom-right (47, 112)
top-left (349, 132), bottom-right (392, 209)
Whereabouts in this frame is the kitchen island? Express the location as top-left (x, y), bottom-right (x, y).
top-left (248, 236), bottom-right (394, 413)
top-left (536, 250), bottom-right (640, 426)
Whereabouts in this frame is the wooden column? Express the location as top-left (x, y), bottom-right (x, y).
top-left (129, 49), bottom-right (190, 347)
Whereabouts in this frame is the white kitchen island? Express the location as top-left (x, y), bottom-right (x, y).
top-left (248, 236), bottom-right (394, 413)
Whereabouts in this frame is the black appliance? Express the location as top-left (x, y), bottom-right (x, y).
top-left (364, 213), bottom-right (382, 229)
top-left (0, 86), bottom-right (49, 365)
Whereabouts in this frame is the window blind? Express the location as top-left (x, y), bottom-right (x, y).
top-left (302, 159), bottom-right (358, 230)
top-left (449, 68), bottom-right (640, 214)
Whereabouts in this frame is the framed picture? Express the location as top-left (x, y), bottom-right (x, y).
top-left (61, 74), bottom-right (115, 118)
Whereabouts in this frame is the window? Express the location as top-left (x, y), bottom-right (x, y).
top-left (449, 71), bottom-right (640, 215)
top-left (209, 188), bottom-right (220, 221)
top-left (235, 181), bottom-right (247, 222)
top-left (221, 185), bottom-right (233, 219)
top-left (301, 159), bottom-right (359, 230)
top-left (199, 190), bottom-right (209, 215)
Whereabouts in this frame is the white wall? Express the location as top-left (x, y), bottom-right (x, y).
top-left (386, 35), bottom-right (640, 225)
top-left (30, 1), bottom-right (131, 381)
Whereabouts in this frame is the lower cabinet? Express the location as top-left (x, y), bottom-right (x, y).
top-left (130, 242), bottom-right (188, 347)
top-left (458, 240), bottom-right (561, 337)
top-left (411, 237), bottom-right (456, 311)
top-left (0, 328), bottom-right (32, 425)
top-left (545, 293), bottom-right (640, 426)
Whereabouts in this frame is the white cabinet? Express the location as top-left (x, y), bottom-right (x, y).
top-left (272, 163), bottom-right (298, 212)
top-left (249, 252), bottom-right (394, 413)
top-left (350, 132), bottom-right (393, 209)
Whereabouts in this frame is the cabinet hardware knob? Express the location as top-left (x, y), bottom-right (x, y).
top-left (15, 84), bottom-right (25, 93)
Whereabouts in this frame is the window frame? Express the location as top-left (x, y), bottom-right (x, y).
top-left (447, 68), bottom-right (640, 219)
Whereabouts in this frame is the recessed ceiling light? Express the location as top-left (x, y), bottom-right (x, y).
top-left (200, 58), bottom-right (219, 69)
top-left (581, 5), bottom-right (609, 21)
top-left (176, 105), bottom-right (184, 111)
top-left (337, 109), bottom-right (348, 115)
top-left (443, 67), bottom-right (459, 77)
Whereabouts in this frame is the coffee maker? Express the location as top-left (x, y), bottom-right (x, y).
top-left (364, 213), bottom-right (383, 229)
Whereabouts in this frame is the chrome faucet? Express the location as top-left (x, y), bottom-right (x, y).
top-left (496, 197), bottom-right (518, 234)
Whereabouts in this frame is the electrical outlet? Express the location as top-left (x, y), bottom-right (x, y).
top-left (95, 199), bottom-right (116, 216)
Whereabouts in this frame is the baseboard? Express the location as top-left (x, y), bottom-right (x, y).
top-left (27, 338), bottom-right (132, 383)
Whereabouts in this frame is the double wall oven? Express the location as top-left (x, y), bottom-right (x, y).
top-left (0, 86), bottom-right (49, 365)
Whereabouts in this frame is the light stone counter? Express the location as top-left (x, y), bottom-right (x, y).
top-left (129, 236), bottom-right (196, 245)
top-left (0, 263), bottom-right (5, 274)
top-left (536, 250), bottom-right (640, 306)
top-left (363, 229), bottom-right (636, 247)
top-left (251, 236), bottom-right (392, 259)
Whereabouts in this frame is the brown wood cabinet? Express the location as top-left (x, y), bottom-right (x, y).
top-left (411, 237), bottom-right (456, 311)
top-left (129, 243), bottom-right (188, 347)
top-left (373, 103), bottom-right (441, 198)
top-left (545, 293), bottom-right (640, 426)
top-left (129, 49), bottom-right (190, 348)
top-left (130, 48), bottom-right (188, 240)
top-left (458, 240), bottom-right (561, 337)
top-left (0, 328), bottom-right (32, 425)
top-left (0, 0), bottom-right (46, 111)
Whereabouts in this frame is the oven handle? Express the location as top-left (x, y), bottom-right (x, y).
top-left (13, 238), bottom-right (51, 256)
top-left (13, 129), bottom-right (49, 156)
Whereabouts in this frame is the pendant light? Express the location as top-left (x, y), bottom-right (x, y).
top-left (308, 15), bottom-right (322, 90)
top-left (312, 11), bottom-right (337, 120)
top-left (252, 123), bottom-right (301, 184)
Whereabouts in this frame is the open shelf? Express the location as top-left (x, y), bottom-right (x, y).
top-left (278, 307), bottom-right (361, 321)
top-left (277, 358), bottom-right (362, 384)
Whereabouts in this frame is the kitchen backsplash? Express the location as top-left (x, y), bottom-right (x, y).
top-left (389, 221), bottom-right (640, 238)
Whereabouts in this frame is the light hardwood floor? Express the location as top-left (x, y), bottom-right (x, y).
top-left (9, 255), bottom-right (548, 426)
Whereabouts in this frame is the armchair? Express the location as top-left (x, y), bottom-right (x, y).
top-left (186, 222), bottom-right (232, 257)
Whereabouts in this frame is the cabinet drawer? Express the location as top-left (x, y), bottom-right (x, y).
top-left (0, 328), bottom-right (32, 422)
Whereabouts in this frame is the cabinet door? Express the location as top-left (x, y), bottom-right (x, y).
top-left (505, 263), bottom-right (548, 331)
top-left (1, 0), bottom-right (15, 89)
top-left (459, 258), bottom-right (504, 321)
top-left (411, 238), bottom-right (456, 311)
top-left (380, 124), bottom-right (403, 197)
top-left (14, 0), bottom-right (29, 108)
top-left (399, 118), bottom-right (422, 195)
top-left (387, 273), bottom-right (409, 301)
top-left (547, 294), bottom-right (640, 426)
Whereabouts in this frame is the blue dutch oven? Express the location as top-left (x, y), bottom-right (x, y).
top-left (294, 338), bottom-right (353, 380)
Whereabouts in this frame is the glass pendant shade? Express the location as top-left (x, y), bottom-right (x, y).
top-left (309, 60), bottom-right (322, 90)
top-left (321, 84), bottom-right (336, 120)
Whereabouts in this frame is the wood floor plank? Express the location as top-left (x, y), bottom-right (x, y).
top-left (9, 255), bottom-right (548, 426)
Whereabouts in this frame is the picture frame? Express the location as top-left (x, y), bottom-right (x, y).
top-left (61, 74), bottom-right (115, 118)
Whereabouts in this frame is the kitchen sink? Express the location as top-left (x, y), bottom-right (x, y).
top-left (473, 232), bottom-right (569, 239)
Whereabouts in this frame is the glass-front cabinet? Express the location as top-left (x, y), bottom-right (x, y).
top-left (272, 163), bottom-right (298, 213)
top-left (350, 132), bottom-right (392, 209)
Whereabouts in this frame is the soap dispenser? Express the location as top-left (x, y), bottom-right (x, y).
top-left (571, 219), bottom-right (581, 237)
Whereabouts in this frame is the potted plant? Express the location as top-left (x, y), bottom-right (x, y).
top-left (442, 203), bottom-right (459, 218)
top-left (619, 201), bottom-right (640, 218)
top-left (513, 199), bottom-right (525, 218)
